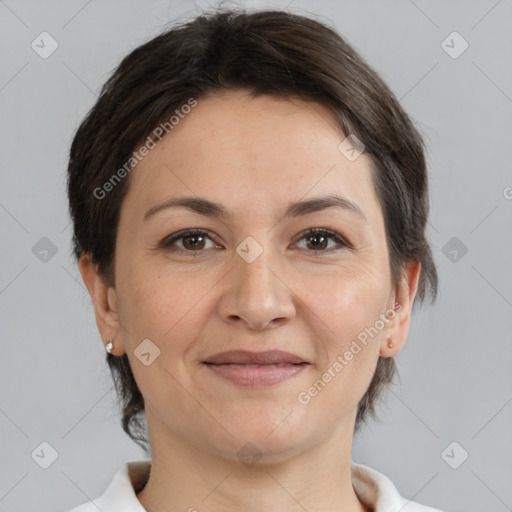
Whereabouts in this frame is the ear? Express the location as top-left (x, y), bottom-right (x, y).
top-left (78, 254), bottom-right (126, 356)
top-left (380, 259), bottom-right (421, 357)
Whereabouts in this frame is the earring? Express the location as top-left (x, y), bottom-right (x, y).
top-left (105, 340), bottom-right (114, 353)
top-left (387, 339), bottom-right (393, 349)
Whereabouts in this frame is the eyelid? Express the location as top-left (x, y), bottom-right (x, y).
top-left (295, 227), bottom-right (352, 250)
top-left (159, 228), bottom-right (220, 250)
top-left (159, 227), bottom-right (353, 253)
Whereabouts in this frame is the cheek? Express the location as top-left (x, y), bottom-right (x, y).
top-left (116, 267), bottom-right (217, 364)
top-left (304, 266), bottom-right (388, 384)
top-left (300, 281), bottom-right (386, 416)
top-left (116, 271), bottom-right (209, 406)
top-left (308, 262), bottom-right (390, 334)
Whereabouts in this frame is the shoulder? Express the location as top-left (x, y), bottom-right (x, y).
top-left (351, 461), bottom-right (448, 512)
top-left (62, 459), bottom-right (150, 512)
top-left (397, 497), bottom-right (447, 511)
top-left (63, 504), bottom-right (96, 512)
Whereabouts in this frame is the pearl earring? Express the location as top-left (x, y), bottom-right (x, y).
top-left (105, 340), bottom-right (114, 353)
top-left (387, 339), bottom-right (393, 349)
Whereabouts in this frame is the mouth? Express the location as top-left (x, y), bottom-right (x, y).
top-left (202, 350), bottom-right (310, 387)
top-left (203, 349), bottom-right (308, 365)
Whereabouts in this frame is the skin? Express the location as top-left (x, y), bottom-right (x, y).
top-left (80, 89), bottom-right (420, 512)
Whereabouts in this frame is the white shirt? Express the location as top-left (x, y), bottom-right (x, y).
top-left (65, 459), bottom-right (446, 512)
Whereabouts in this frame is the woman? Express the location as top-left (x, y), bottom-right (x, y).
top-left (66, 7), bottom-right (444, 512)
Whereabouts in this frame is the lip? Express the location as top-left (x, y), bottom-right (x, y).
top-left (202, 350), bottom-right (310, 388)
top-left (203, 350), bottom-right (307, 365)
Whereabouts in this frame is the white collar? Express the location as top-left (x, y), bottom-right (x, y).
top-left (76, 459), bottom-right (444, 512)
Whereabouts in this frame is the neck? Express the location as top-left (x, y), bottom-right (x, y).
top-left (136, 411), bottom-right (368, 512)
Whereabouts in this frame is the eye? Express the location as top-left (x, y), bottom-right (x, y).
top-left (159, 228), bottom-right (351, 254)
top-left (294, 228), bottom-right (350, 253)
top-left (160, 229), bottom-right (217, 253)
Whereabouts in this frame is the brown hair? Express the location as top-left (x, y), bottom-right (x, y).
top-left (67, 8), bottom-right (438, 452)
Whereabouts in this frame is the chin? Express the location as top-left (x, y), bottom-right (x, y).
top-left (209, 417), bottom-right (314, 465)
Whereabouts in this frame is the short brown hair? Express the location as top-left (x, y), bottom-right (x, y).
top-left (67, 8), bottom-right (438, 452)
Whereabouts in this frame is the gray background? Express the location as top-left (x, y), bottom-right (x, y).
top-left (1, 0), bottom-right (511, 511)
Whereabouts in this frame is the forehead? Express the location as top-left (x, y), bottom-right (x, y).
top-left (121, 89), bottom-right (381, 225)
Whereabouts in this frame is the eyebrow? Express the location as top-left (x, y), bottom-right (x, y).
top-left (144, 194), bottom-right (367, 223)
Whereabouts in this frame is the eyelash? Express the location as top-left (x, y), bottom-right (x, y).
top-left (159, 228), bottom-right (351, 255)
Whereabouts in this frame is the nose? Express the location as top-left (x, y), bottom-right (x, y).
top-left (217, 245), bottom-right (296, 331)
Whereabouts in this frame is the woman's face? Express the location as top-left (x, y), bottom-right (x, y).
top-left (89, 89), bottom-right (419, 462)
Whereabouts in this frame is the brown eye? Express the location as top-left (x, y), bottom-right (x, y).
top-left (295, 228), bottom-right (349, 252)
top-left (305, 232), bottom-right (329, 250)
top-left (181, 233), bottom-right (206, 250)
top-left (160, 229), bottom-right (215, 252)
top-left (160, 227), bottom-right (350, 255)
